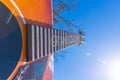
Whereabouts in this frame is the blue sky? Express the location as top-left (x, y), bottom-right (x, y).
top-left (54, 0), bottom-right (120, 80)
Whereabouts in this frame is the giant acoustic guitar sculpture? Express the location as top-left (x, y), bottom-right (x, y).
top-left (0, 0), bottom-right (84, 80)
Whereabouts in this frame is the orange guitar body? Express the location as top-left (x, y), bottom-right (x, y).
top-left (0, 0), bottom-right (52, 79)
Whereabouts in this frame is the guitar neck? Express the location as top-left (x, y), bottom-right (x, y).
top-left (26, 24), bottom-right (80, 62)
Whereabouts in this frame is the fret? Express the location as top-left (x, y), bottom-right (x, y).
top-left (57, 30), bottom-right (59, 51)
top-left (31, 25), bottom-right (35, 61)
top-left (67, 32), bottom-right (69, 47)
top-left (38, 26), bottom-right (41, 58)
top-left (56, 30), bottom-right (59, 52)
top-left (48, 28), bottom-right (51, 54)
top-left (62, 30), bottom-right (64, 49)
top-left (36, 26), bottom-right (40, 59)
top-left (40, 27), bottom-right (43, 58)
top-left (53, 29), bottom-right (55, 52)
top-left (54, 29), bottom-right (57, 52)
top-left (65, 32), bottom-right (68, 47)
top-left (46, 28), bottom-right (49, 55)
top-left (61, 30), bottom-right (63, 50)
top-left (63, 31), bottom-right (65, 48)
top-left (50, 28), bottom-right (52, 53)
top-left (44, 28), bottom-right (47, 56)
top-left (51, 29), bottom-right (54, 53)
top-left (58, 30), bottom-right (61, 51)
top-left (60, 30), bottom-right (62, 50)
top-left (42, 27), bottom-right (45, 56)
top-left (64, 31), bottom-right (66, 48)
top-left (68, 32), bottom-right (71, 46)
top-left (61, 30), bottom-right (62, 49)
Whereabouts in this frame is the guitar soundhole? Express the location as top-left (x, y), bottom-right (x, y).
top-left (0, 2), bottom-right (22, 79)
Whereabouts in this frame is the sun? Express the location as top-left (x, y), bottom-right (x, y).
top-left (108, 61), bottom-right (120, 80)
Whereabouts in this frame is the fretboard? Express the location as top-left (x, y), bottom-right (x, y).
top-left (26, 24), bottom-right (80, 61)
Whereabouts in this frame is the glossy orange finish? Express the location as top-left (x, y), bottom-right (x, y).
top-left (0, 0), bottom-right (52, 79)
top-left (14, 0), bottom-right (52, 25)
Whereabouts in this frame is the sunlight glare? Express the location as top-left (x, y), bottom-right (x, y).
top-left (108, 61), bottom-right (120, 80)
